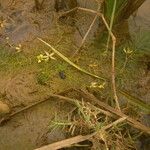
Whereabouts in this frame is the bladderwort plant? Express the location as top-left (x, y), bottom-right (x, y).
top-left (120, 47), bottom-right (133, 73)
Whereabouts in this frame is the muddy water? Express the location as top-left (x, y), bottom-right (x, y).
top-left (0, 0), bottom-right (56, 45)
top-left (129, 0), bottom-right (150, 31)
top-left (128, 1), bottom-right (150, 149)
top-left (0, 0), bottom-right (102, 48)
top-left (128, 0), bottom-right (150, 105)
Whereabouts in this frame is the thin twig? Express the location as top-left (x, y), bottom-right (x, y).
top-left (78, 7), bottom-right (120, 110)
top-left (0, 89), bottom-right (74, 125)
top-left (111, 34), bottom-right (120, 110)
top-left (72, 14), bottom-right (98, 57)
top-left (101, 117), bottom-right (127, 131)
top-left (88, 103), bottom-right (115, 118)
top-left (104, 0), bottom-right (120, 110)
top-left (72, 3), bottom-right (101, 56)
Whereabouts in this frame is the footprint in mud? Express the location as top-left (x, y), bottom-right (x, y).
top-left (3, 73), bottom-right (47, 107)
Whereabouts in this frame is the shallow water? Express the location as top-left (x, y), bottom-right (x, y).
top-left (129, 0), bottom-right (150, 32)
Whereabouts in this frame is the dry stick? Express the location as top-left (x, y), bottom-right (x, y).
top-left (78, 89), bottom-right (150, 134)
top-left (0, 96), bottom-right (51, 125)
top-left (0, 88), bottom-right (114, 125)
top-left (88, 103), bottom-right (115, 118)
top-left (35, 134), bottom-right (94, 150)
top-left (72, 14), bottom-right (98, 57)
top-left (35, 117), bottom-right (126, 150)
top-left (60, 7), bottom-right (120, 110)
top-left (95, 117), bottom-right (126, 150)
top-left (111, 34), bottom-right (121, 110)
top-left (101, 117), bottom-right (127, 131)
top-left (72, 3), bottom-right (101, 56)
top-left (0, 89), bottom-right (74, 125)
top-left (58, 7), bottom-right (78, 17)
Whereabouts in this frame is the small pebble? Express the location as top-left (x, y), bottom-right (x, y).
top-left (59, 71), bottom-right (66, 79)
top-left (0, 101), bottom-right (10, 114)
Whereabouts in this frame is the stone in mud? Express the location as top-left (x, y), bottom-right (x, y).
top-left (55, 0), bottom-right (77, 12)
top-left (8, 22), bottom-right (37, 44)
top-left (0, 100), bottom-right (10, 115)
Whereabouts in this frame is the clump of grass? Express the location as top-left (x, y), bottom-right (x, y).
top-left (49, 99), bottom-right (141, 149)
top-left (36, 71), bottom-right (50, 85)
top-left (55, 62), bottom-right (68, 72)
top-left (131, 30), bottom-right (150, 56)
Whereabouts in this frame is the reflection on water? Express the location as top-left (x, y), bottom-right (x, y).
top-left (129, 0), bottom-right (150, 32)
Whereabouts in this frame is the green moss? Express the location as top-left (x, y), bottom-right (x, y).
top-left (37, 71), bottom-right (50, 85)
top-left (0, 46), bottom-right (31, 73)
top-left (54, 62), bottom-right (68, 71)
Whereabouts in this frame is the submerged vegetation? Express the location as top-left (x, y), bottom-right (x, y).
top-left (0, 0), bottom-right (150, 150)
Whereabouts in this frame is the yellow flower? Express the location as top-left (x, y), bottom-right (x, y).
top-left (123, 47), bottom-right (133, 54)
top-left (90, 82), bottom-right (105, 89)
top-left (98, 82), bottom-right (106, 89)
top-left (15, 44), bottom-right (22, 52)
top-left (90, 82), bottom-right (97, 88)
top-left (37, 54), bottom-right (44, 63)
top-left (37, 51), bottom-right (56, 63)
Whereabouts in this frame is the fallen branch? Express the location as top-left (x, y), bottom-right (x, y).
top-left (0, 88), bottom-right (113, 125)
top-left (0, 89), bottom-right (74, 126)
top-left (78, 89), bottom-right (150, 134)
top-left (35, 117), bottom-right (126, 150)
top-left (72, 3), bottom-right (101, 56)
top-left (72, 14), bottom-right (98, 56)
top-left (35, 134), bottom-right (93, 150)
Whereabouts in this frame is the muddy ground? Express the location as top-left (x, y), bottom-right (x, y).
top-left (0, 0), bottom-right (150, 150)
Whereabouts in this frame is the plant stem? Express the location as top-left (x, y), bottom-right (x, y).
top-left (106, 0), bottom-right (117, 52)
